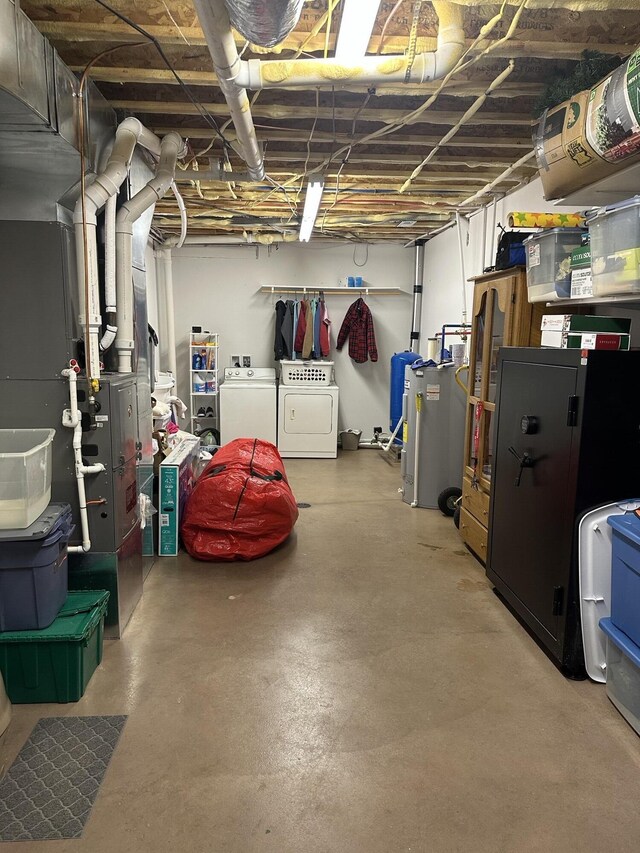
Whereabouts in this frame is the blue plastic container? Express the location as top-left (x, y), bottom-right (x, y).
top-left (0, 503), bottom-right (74, 631)
top-left (390, 351), bottom-right (422, 432)
top-left (608, 514), bottom-right (640, 648)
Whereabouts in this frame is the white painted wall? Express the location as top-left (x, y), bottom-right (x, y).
top-left (421, 177), bottom-right (582, 345)
top-left (166, 241), bottom-right (416, 435)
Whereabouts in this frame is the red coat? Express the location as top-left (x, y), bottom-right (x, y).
top-left (336, 298), bottom-right (378, 363)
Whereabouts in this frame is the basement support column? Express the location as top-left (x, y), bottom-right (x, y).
top-left (410, 240), bottom-right (426, 353)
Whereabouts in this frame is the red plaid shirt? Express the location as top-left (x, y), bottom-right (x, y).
top-left (336, 298), bottom-right (378, 363)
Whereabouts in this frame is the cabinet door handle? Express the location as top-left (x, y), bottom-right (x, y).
top-left (290, 409), bottom-right (295, 420)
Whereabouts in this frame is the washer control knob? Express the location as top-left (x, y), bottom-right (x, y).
top-left (247, 369), bottom-right (254, 377)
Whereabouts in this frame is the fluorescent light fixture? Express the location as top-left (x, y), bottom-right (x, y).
top-left (299, 178), bottom-right (324, 243)
top-left (335, 0), bottom-right (381, 60)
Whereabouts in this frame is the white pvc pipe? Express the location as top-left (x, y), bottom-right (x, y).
top-left (104, 194), bottom-right (117, 312)
top-left (62, 369), bottom-right (105, 554)
top-left (74, 117), bottom-right (167, 378)
top-left (456, 211), bottom-right (468, 325)
top-left (236, 4), bottom-right (465, 89)
top-left (159, 248), bottom-right (178, 383)
top-left (115, 131), bottom-right (183, 373)
top-left (411, 392), bottom-right (423, 508)
top-left (100, 193), bottom-right (118, 352)
top-left (193, 0), bottom-right (265, 181)
top-left (171, 181), bottom-right (188, 249)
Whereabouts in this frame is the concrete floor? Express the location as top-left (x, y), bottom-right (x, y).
top-left (1, 450), bottom-right (640, 852)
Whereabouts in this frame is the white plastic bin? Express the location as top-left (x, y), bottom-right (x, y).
top-left (590, 199), bottom-right (640, 296)
top-left (524, 228), bottom-right (586, 302)
top-left (600, 618), bottom-right (640, 736)
top-left (280, 360), bottom-right (334, 386)
top-left (0, 429), bottom-right (55, 529)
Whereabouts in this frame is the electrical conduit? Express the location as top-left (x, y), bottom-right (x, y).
top-left (115, 131), bottom-right (183, 373)
top-left (62, 368), bottom-right (106, 553)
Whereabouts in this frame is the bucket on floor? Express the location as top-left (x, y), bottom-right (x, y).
top-left (340, 429), bottom-right (362, 451)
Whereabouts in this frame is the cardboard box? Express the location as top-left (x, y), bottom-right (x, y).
top-left (570, 244), bottom-right (593, 299)
top-left (533, 91), bottom-right (624, 201)
top-left (541, 314), bottom-right (632, 334)
top-left (541, 330), bottom-right (630, 350)
top-left (533, 47), bottom-right (640, 200)
top-left (158, 436), bottom-right (200, 557)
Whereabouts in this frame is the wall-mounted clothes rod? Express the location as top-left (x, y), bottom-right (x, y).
top-left (259, 285), bottom-right (406, 296)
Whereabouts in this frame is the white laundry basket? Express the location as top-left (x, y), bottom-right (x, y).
top-left (280, 360), bottom-right (334, 385)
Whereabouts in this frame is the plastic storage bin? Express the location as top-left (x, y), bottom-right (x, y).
top-left (524, 228), bottom-right (586, 302)
top-left (600, 618), bottom-right (640, 736)
top-left (0, 503), bottom-right (73, 631)
top-left (0, 590), bottom-right (109, 704)
top-left (608, 514), bottom-right (640, 647)
top-left (0, 428), bottom-right (55, 529)
top-left (590, 199), bottom-right (640, 296)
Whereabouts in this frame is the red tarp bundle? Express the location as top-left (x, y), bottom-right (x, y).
top-left (181, 438), bottom-right (298, 561)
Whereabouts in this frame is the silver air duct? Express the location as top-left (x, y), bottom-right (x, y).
top-left (224, 0), bottom-right (305, 48)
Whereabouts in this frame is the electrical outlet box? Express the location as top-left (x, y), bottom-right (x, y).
top-left (242, 355), bottom-right (251, 368)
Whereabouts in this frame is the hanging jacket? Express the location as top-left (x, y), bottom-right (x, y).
top-left (302, 299), bottom-right (315, 359)
top-left (282, 300), bottom-right (295, 359)
top-left (274, 300), bottom-right (288, 360)
top-left (295, 300), bottom-right (308, 355)
top-left (320, 300), bottom-right (331, 357)
top-left (336, 298), bottom-right (378, 363)
top-left (313, 298), bottom-right (322, 358)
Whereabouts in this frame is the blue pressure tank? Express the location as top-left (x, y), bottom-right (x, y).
top-left (390, 351), bottom-right (422, 432)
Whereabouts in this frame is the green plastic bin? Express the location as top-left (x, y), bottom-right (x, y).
top-left (0, 590), bottom-right (109, 704)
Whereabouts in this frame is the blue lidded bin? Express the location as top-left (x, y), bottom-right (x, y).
top-left (0, 503), bottom-right (74, 631)
top-left (608, 513), bottom-right (640, 648)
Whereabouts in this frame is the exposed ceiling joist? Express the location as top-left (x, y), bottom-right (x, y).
top-left (153, 127), bottom-right (532, 148)
top-left (72, 66), bottom-right (544, 99)
top-left (110, 100), bottom-right (533, 126)
top-left (34, 20), bottom-right (634, 61)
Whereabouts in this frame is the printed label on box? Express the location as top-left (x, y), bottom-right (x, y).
top-left (571, 267), bottom-right (593, 298)
top-left (160, 514), bottom-right (170, 527)
top-left (528, 243), bottom-right (541, 267)
top-left (426, 384), bottom-right (440, 401)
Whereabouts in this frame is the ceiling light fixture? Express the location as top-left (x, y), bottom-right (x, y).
top-left (299, 178), bottom-right (325, 242)
top-left (335, 0), bottom-right (382, 60)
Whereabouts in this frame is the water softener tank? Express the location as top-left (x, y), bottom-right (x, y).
top-left (390, 351), bottom-right (422, 432)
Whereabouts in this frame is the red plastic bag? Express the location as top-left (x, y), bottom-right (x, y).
top-left (181, 438), bottom-right (298, 561)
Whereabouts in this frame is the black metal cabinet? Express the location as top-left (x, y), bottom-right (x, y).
top-left (487, 348), bottom-right (640, 677)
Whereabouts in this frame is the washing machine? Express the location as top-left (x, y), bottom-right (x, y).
top-left (219, 367), bottom-right (277, 445)
top-left (277, 361), bottom-right (339, 458)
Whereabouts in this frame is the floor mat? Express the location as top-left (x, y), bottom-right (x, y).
top-left (0, 715), bottom-right (127, 841)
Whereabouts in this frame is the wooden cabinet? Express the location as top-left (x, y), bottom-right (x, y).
top-left (460, 267), bottom-right (544, 562)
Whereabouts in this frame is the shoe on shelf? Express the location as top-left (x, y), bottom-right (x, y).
top-left (206, 406), bottom-right (215, 418)
top-left (196, 407), bottom-right (206, 418)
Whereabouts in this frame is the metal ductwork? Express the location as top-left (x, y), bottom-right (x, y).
top-left (224, 0), bottom-right (304, 48)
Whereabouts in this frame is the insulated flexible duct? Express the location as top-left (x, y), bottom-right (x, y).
top-left (224, 0), bottom-right (304, 48)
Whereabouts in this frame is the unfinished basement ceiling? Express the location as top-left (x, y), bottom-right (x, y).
top-left (21, 0), bottom-right (640, 243)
